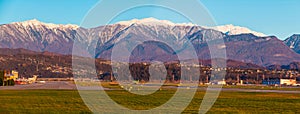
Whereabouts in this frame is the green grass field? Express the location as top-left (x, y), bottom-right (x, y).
top-left (1, 89), bottom-right (300, 113)
top-left (0, 90), bottom-right (91, 114)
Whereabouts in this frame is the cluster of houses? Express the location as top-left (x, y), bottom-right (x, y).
top-left (1, 67), bottom-right (300, 87)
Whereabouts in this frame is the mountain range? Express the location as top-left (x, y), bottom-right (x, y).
top-left (0, 18), bottom-right (299, 68)
top-left (284, 34), bottom-right (300, 54)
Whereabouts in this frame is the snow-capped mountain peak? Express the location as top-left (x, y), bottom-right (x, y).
top-left (116, 18), bottom-right (267, 37)
top-left (12, 19), bottom-right (79, 29)
top-left (116, 17), bottom-right (196, 26)
top-left (11, 18), bottom-right (267, 37)
top-left (204, 24), bottom-right (267, 37)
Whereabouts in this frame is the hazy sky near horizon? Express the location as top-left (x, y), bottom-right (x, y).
top-left (0, 0), bottom-right (299, 39)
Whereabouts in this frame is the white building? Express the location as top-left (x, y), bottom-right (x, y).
top-left (217, 79), bottom-right (226, 85)
top-left (280, 79), bottom-right (296, 85)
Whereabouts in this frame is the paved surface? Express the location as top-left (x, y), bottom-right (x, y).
top-left (1, 82), bottom-right (300, 94)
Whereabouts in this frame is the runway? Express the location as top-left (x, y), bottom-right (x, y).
top-left (1, 82), bottom-right (300, 94)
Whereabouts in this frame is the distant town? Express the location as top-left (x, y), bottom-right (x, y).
top-left (0, 48), bottom-right (299, 87)
top-left (2, 59), bottom-right (300, 87)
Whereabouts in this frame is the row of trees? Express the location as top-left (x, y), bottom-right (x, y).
top-left (96, 62), bottom-right (300, 84)
top-left (0, 79), bottom-right (15, 86)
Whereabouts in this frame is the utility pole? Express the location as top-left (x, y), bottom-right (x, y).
top-left (110, 72), bottom-right (113, 82)
top-left (206, 75), bottom-right (209, 83)
top-left (256, 73), bottom-right (259, 84)
top-left (36, 60), bottom-right (39, 72)
top-left (172, 74), bottom-right (175, 83)
top-left (237, 74), bottom-right (240, 84)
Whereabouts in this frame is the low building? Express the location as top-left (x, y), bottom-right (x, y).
top-left (4, 70), bottom-right (19, 81)
top-left (217, 79), bottom-right (226, 85)
top-left (262, 79), bottom-right (296, 86)
top-left (280, 79), bottom-right (296, 85)
top-left (12, 70), bottom-right (19, 80)
top-left (262, 79), bottom-right (280, 85)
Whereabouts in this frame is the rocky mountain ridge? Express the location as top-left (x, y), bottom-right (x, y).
top-left (0, 18), bottom-right (299, 67)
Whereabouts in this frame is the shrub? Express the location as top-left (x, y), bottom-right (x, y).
top-left (8, 79), bottom-right (15, 86)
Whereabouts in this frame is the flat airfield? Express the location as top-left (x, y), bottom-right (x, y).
top-left (2, 81), bottom-right (300, 93)
top-left (1, 82), bottom-right (300, 113)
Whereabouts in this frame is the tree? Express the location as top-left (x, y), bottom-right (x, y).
top-left (8, 79), bottom-right (15, 86)
top-left (0, 78), bottom-right (3, 86)
top-left (0, 71), bottom-right (3, 86)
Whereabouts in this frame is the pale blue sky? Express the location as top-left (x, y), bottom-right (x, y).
top-left (0, 0), bottom-right (299, 39)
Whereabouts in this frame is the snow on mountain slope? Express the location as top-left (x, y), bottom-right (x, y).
top-left (12, 19), bottom-right (79, 29)
top-left (117, 18), bottom-right (267, 37)
top-left (10, 18), bottom-right (267, 38)
top-left (204, 24), bottom-right (267, 37)
top-left (0, 18), bottom-right (299, 67)
top-left (284, 34), bottom-right (300, 54)
top-left (0, 19), bottom-right (83, 54)
top-left (116, 17), bottom-right (196, 26)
